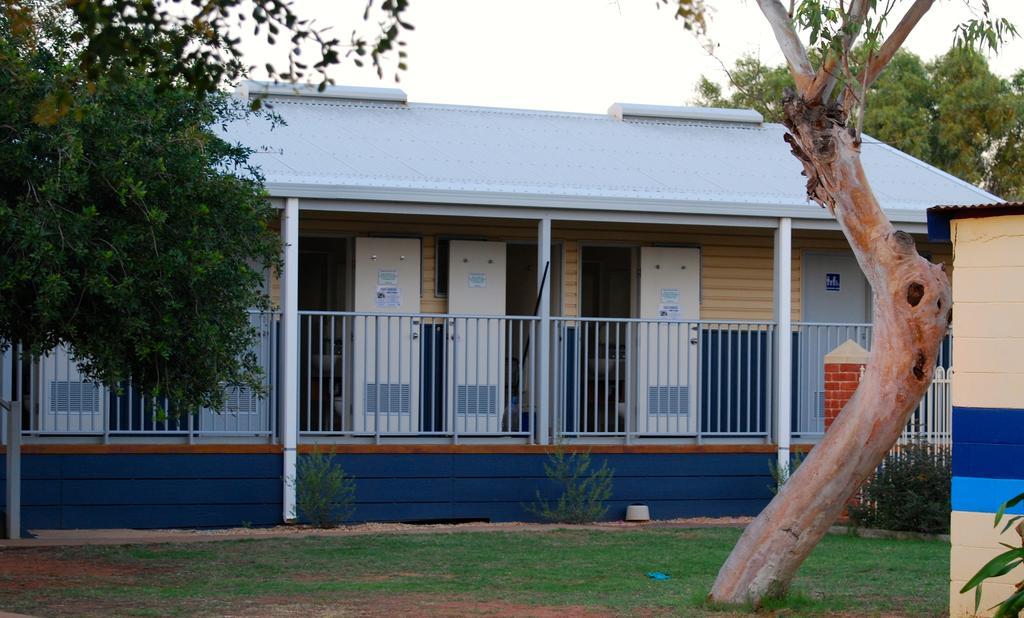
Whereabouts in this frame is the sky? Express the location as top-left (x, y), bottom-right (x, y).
top-left (239, 1), bottom-right (1024, 114)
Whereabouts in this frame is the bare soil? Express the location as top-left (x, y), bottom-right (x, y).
top-left (0, 552), bottom-right (137, 591)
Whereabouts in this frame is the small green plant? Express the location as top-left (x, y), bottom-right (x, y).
top-left (295, 446), bottom-right (356, 528)
top-left (525, 443), bottom-right (614, 524)
top-left (768, 451), bottom-right (806, 494)
top-left (961, 493), bottom-right (1024, 617)
top-left (848, 440), bottom-right (950, 534)
top-left (240, 520), bottom-right (252, 529)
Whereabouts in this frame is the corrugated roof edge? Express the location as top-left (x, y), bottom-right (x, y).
top-left (927, 201), bottom-right (1022, 242)
top-left (236, 80), bottom-right (407, 103)
top-left (266, 181), bottom-right (934, 226)
top-left (864, 137), bottom-right (1000, 206)
top-left (608, 102), bottom-right (763, 125)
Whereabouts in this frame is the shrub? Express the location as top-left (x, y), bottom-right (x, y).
top-left (768, 451), bottom-right (806, 494)
top-left (848, 441), bottom-right (950, 534)
top-left (526, 444), bottom-right (614, 524)
top-left (295, 447), bottom-right (356, 528)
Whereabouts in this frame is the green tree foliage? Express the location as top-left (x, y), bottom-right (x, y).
top-left (695, 48), bottom-right (1024, 199)
top-left (0, 7), bottom-right (281, 412)
top-left (696, 55), bottom-right (795, 124)
top-left (5, 0), bottom-right (414, 102)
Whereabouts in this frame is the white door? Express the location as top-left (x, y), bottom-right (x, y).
top-left (636, 247), bottom-right (700, 434)
top-left (352, 237), bottom-right (422, 434)
top-left (447, 241), bottom-right (507, 434)
top-left (803, 252), bottom-right (871, 325)
top-left (799, 252), bottom-right (871, 433)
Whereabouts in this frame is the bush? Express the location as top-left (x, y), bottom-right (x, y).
top-left (295, 447), bottom-right (356, 528)
top-left (526, 444), bottom-right (614, 524)
top-left (848, 441), bottom-right (950, 534)
top-left (768, 451), bottom-right (806, 494)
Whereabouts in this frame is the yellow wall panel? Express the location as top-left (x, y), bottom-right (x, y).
top-left (951, 545), bottom-right (1022, 585)
top-left (953, 216), bottom-right (1024, 268)
top-left (953, 303), bottom-right (1024, 339)
top-left (950, 513), bottom-right (1024, 616)
top-left (951, 579), bottom-right (1017, 617)
top-left (953, 371), bottom-right (1024, 408)
top-left (952, 511), bottom-right (1019, 549)
top-left (955, 337), bottom-right (1024, 374)
top-left (955, 267), bottom-right (1024, 303)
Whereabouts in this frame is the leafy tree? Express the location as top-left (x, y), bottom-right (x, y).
top-left (3, 0), bottom-right (413, 116)
top-left (696, 55), bottom-right (797, 123)
top-left (989, 71), bottom-right (1024, 200)
top-left (0, 6), bottom-right (281, 412)
top-left (696, 47), bottom-right (1023, 198)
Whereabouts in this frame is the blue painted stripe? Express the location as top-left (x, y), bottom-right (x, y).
top-left (3, 452), bottom-right (776, 529)
top-left (952, 476), bottom-right (1024, 514)
top-left (953, 443), bottom-right (1024, 479)
top-left (954, 407), bottom-right (1024, 445)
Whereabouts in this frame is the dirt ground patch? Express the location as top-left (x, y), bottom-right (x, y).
top-left (210, 593), bottom-right (620, 618)
top-left (0, 551), bottom-right (137, 591)
top-left (12, 591), bottom-right (622, 618)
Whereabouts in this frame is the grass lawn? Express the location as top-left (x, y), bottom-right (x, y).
top-left (0, 527), bottom-right (948, 616)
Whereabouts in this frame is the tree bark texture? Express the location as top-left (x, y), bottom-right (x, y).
top-left (708, 95), bottom-right (952, 605)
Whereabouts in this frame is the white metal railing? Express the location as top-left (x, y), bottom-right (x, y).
top-left (13, 311), bottom-right (954, 446)
top-left (23, 311), bottom-right (278, 439)
top-left (792, 322), bottom-right (872, 436)
top-left (898, 366), bottom-right (953, 447)
top-left (298, 311), bottom-right (540, 438)
top-left (552, 318), bottom-right (775, 440)
top-left (792, 322), bottom-right (952, 436)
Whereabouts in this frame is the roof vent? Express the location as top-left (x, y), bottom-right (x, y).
top-left (237, 80), bottom-right (407, 104)
top-left (608, 103), bottom-right (763, 125)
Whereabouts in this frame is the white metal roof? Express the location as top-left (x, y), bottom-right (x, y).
top-left (223, 83), bottom-right (998, 224)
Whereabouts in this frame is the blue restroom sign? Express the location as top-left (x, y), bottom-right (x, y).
top-left (825, 272), bottom-right (841, 292)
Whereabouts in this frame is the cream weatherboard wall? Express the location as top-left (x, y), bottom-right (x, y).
top-left (269, 211), bottom-right (950, 324)
top-left (791, 230), bottom-right (952, 323)
top-left (948, 214), bottom-right (1024, 617)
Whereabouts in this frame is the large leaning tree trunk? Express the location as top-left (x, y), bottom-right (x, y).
top-left (709, 0), bottom-right (953, 605)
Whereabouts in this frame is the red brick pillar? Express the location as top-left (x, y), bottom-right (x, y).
top-left (823, 340), bottom-right (870, 522)
top-left (823, 340), bottom-right (869, 430)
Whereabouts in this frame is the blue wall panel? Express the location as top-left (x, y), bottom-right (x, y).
top-left (1, 453), bottom-right (282, 530)
top-left (953, 477), bottom-right (1024, 514)
top-left (331, 452), bottom-right (776, 525)
top-left (953, 443), bottom-right (1024, 479)
top-left (2, 451), bottom-right (774, 529)
top-left (953, 407), bottom-right (1024, 446)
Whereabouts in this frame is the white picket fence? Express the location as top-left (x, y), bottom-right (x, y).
top-left (897, 366), bottom-right (953, 448)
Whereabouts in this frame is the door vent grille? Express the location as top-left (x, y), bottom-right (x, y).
top-left (49, 381), bottom-right (101, 415)
top-left (814, 391), bottom-right (826, 419)
top-left (456, 385), bottom-right (498, 416)
top-left (647, 386), bottom-right (689, 416)
top-left (224, 387), bottom-right (260, 416)
top-left (365, 383), bottom-right (411, 416)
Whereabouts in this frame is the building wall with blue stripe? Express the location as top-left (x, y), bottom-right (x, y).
top-left (948, 214), bottom-right (1024, 617)
top-left (1, 451), bottom-right (775, 530)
